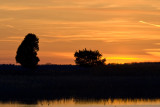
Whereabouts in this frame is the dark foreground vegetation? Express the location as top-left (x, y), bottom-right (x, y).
top-left (1, 62), bottom-right (160, 104)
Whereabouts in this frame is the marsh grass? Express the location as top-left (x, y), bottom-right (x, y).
top-left (0, 62), bottom-right (160, 103)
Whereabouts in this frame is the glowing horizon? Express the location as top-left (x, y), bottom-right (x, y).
top-left (0, 0), bottom-right (160, 65)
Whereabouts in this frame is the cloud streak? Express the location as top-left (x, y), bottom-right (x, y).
top-left (139, 21), bottom-right (160, 28)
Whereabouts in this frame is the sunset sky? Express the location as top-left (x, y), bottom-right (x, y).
top-left (0, 0), bottom-right (160, 64)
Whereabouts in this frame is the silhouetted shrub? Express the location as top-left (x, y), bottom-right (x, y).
top-left (74, 48), bottom-right (106, 67)
top-left (15, 33), bottom-right (40, 68)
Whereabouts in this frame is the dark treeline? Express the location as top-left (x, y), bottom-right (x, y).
top-left (1, 62), bottom-right (160, 76)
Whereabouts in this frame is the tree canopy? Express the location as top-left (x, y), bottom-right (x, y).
top-left (74, 48), bottom-right (106, 67)
top-left (15, 33), bottom-right (40, 68)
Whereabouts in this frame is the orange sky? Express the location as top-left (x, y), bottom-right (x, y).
top-left (0, 0), bottom-right (160, 64)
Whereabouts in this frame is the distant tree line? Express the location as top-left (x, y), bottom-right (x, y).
top-left (15, 33), bottom-right (106, 68)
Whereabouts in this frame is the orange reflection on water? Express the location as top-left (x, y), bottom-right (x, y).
top-left (1, 99), bottom-right (160, 107)
top-left (37, 99), bottom-right (160, 106)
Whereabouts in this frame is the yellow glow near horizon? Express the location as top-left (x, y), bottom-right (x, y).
top-left (101, 56), bottom-right (140, 64)
top-left (107, 57), bottom-right (139, 60)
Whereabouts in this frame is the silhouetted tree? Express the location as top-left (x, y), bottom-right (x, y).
top-left (15, 33), bottom-right (40, 68)
top-left (74, 48), bottom-right (106, 67)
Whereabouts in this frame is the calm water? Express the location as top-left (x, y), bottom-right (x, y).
top-left (1, 99), bottom-right (160, 107)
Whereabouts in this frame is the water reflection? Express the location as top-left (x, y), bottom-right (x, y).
top-left (38, 99), bottom-right (160, 105)
top-left (1, 99), bottom-right (160, 106)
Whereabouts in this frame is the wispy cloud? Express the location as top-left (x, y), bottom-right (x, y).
top-left (0, 18), bottom-right (13, 22)
top-left (0, 39), bottom-right (19, 42)
top-left (7, 36), bottom-right (24, 39)
top-left (39, 51), bottom-right (74, 58)
top-left (144, 48), bottom-right (160, 57)
top-left (0, 6), bottom-right (35, 11)
top-left (144, 49), bottom-right (160, 51)
top-left (139, 21), bottom-right (160, 28)
top-left (146, 52), bottom-right (160, 57)
top-left (5, 25), bottom-right (14, 28)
